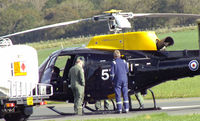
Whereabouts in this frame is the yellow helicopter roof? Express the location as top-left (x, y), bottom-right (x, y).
top-left (104, 9), bottom-right (122, 13)
top-left (86, 31), bottom-right (159, 51)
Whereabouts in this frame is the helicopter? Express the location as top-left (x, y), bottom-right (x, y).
top-left (2, 10), bottom-right (200, 114)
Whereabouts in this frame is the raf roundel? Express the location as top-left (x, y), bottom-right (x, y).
top-left (188, 60), bottom-right (199, 71)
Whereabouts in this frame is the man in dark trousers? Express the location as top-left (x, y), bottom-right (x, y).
top-left (68, 57), bottom-right (85, 115)
top-left (110, 50), bottom-right (129, 113)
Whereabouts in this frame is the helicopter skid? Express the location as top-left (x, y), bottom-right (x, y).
top-left (129, 107), bottom-right (161, 111)
top-left (47, 88), bottom-right (161, 116)
top-left (47, 105), bottom-right (161, 116)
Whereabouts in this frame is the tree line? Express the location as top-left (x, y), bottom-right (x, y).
top-left (0, 0), bottom-right (200, 44)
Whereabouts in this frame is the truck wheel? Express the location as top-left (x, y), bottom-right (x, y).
top-left (4, 113), bottom-right (29, 121)
top-left (5, 106), bottom-right (33, 121)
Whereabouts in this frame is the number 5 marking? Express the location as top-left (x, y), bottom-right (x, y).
top-left (102, 69), bottom-right (109, 80)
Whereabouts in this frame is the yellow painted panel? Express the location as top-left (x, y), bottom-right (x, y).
top-left (87, 33), bottom-right (124, 50)
top-left (14, 62), bottom-right (27, 76)
top-left (27, 97), bottom-right (33, 105)
top-left (124, 32), bottom-right (158, 50)
top-left (87, 31), bottom-right (159, 51)
top-left (107, 93), bottom-right (115, 99)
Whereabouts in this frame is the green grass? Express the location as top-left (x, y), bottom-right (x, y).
top-left (46, 113), bottom-right (200, 121)
top-left (34, 28), bottom-right (200, 99)
top-left (37, 47), bottom-right (60, 64)
top-left (145, 76), bottom-right (200, 99)
top-left (34, 37), bottom-right (90, 64)
top-left (86, 113), bottom-right (200, 121)
top-left (28, 37), bottom-right (90, 50)
top-left (157, 27), bottom-right (199, 50)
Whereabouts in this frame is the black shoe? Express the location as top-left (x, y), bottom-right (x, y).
top-left (116, 110), bottom-right (122, 114)
top-left (139, 104), bottom-right (144, 109)
top-left (122, 109), bottom-right (129, 113)
top-left (124, 110), bottom-right (129, 113)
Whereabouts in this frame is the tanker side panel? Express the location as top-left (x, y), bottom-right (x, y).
top-left (0, 45), bottom-right (38, 98)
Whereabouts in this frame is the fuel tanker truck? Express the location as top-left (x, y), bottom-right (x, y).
top-left (0, 38), bottom-right (53, 121)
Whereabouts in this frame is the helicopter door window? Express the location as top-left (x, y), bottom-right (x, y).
top-left (40, 56), bottom-right (57, 84)
top-left (54, 56), bottom-right (72, 78)
top-left (46, 56), bottom-right (56, 69)
top-left (50, 55), bottom-right (71, 92)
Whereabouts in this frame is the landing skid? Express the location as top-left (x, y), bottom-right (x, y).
top-left (129, 89), bottom-right (161, 111)
top-left (47, 105), bottom-right (116, 115)
top-left (148, 89), bottom-right (160, 109)
top-left (47, 89), bottom-right (160, 115)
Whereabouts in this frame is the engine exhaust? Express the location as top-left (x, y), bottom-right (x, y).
top-left (156, 36), bottom-right (174, 50)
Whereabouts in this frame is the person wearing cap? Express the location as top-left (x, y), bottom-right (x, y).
top-left (110, 50), bottom-right (129, 113)
top-left (68, 57), bottom-right (85, 115)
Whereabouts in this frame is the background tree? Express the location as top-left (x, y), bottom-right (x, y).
top-left (0, 0), bottom-right (200, 43)
top-left (0, 1), bottom-right (42, 43)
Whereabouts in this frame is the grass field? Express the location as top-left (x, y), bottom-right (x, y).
top-left (85, 113), bottom-right (200, 121)
top-left (33, 28), bottom-right (200, 99)
top-left (157, 27), bottom-right (199, 50)
top-left (52, 113), bottom-right (200, 121)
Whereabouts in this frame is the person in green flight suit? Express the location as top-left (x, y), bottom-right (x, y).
top-left (135, 92), bottom-right (144, 109)
top-left (68, 57), bottom-right (85, 115)
top-left (95, 100), bottom-right (109, 111)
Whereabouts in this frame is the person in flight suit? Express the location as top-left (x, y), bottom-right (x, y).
top-left (68, 57), bottom-right (85, 115)
top-left (110, 50), bottom-right (129, 113)
top-left (135, 92), bottom-right (144, 109)
top-left (95, 100), bottom-right (109, 111)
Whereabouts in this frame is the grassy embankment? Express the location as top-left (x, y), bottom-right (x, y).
top-left (69, 113), bottom-right (200, 121)
top-left (28, 26), bottom-right (200, 99)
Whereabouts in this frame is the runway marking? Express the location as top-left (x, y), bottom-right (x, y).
top-left (161, 105), bottom-right (200, 110)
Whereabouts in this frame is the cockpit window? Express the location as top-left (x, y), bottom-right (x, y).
top-left (54, 56), bottom-right (71, 76)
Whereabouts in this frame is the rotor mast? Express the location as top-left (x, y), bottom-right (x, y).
top-left (93, 9), bottom-right (134, 33)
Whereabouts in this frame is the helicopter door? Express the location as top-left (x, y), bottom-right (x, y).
top-left (61, 55), bottom-right (75, 91)
top-left (61, 55), bottom-right (84, 102)
top-left (86, 54), bottom-right (113, 99)
top-left (62, 56), bottom-right (75, 80)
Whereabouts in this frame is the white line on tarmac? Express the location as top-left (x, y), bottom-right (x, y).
top-left (161, 105), bottom-right (200, 110)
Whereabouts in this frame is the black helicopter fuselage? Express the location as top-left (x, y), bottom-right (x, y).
top-left (39, 47), bottom-right (200, 103)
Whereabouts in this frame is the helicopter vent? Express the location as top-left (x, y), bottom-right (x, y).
top-left (0, 38), bottom-right (13, 47)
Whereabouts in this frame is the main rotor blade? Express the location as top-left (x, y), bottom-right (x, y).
top-left (132, 13), bottom-right (200, 18)
top-left (1, 18), bottom-right (92, 38)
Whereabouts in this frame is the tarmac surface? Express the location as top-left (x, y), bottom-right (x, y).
top-left (1, 97), bottom-right (200, 121)
top-left (31, 97), bottom-right (200, 121)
